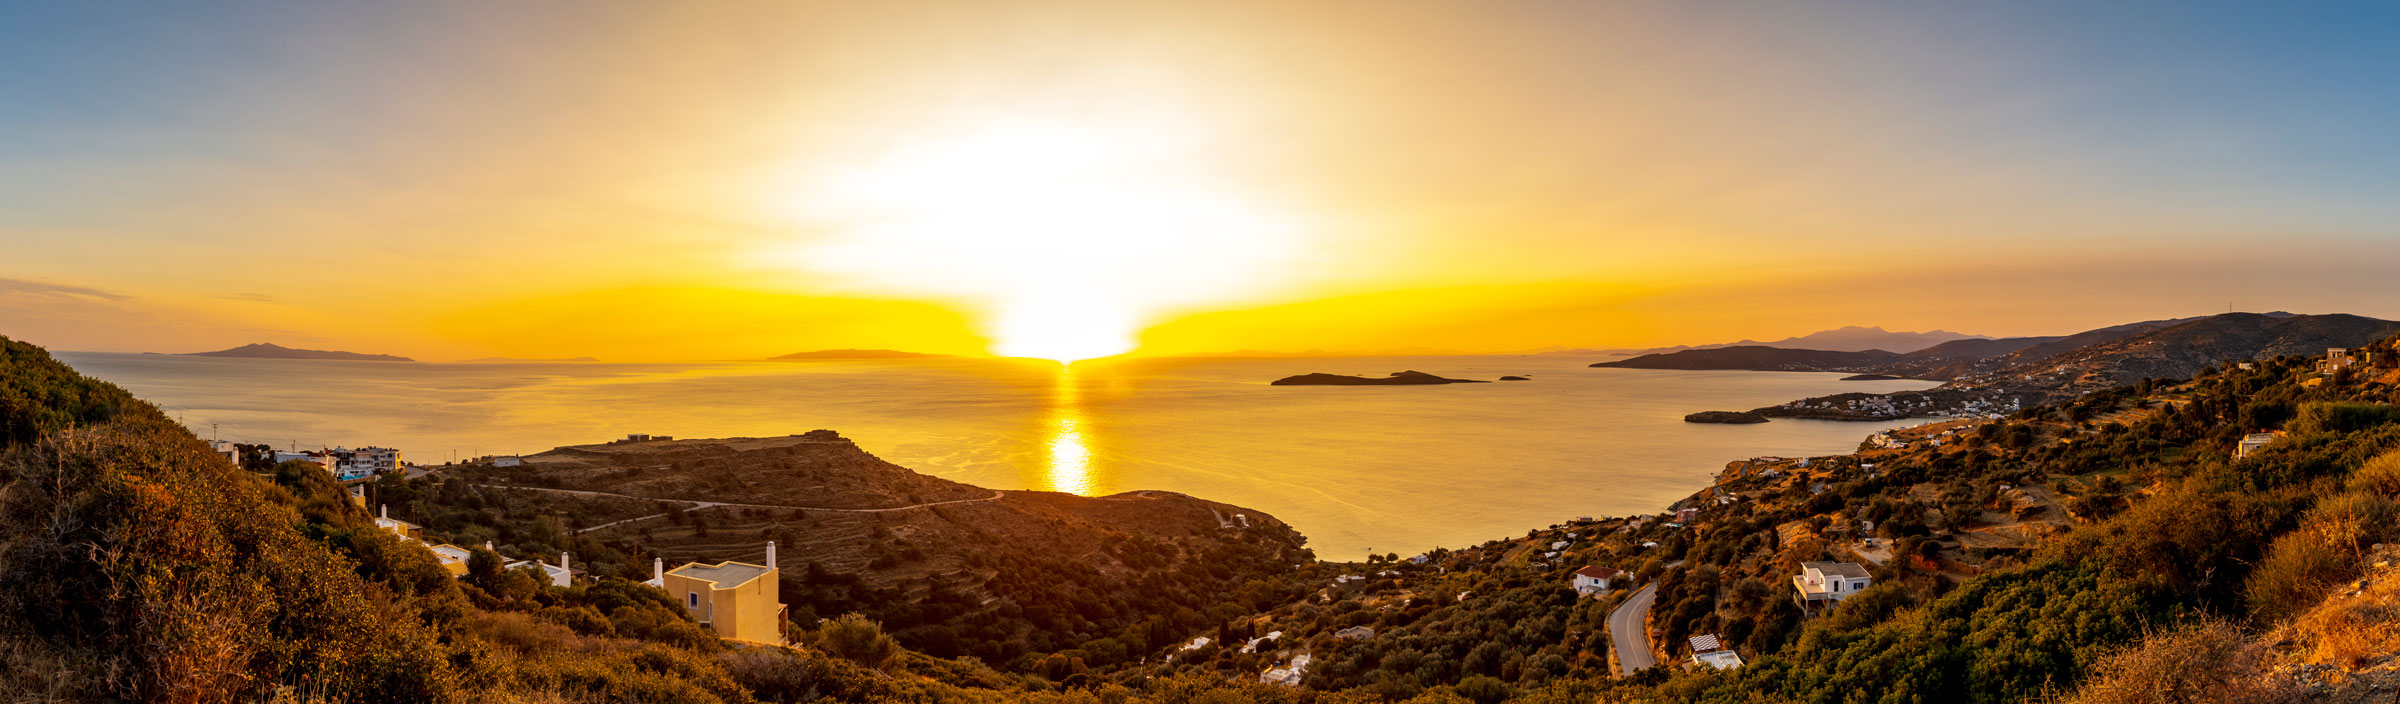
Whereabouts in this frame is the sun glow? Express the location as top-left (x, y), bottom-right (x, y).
top-left (773, 116), bottom-right (1307, 362)
top-left (1042, 367), bottom-right (1094, 495)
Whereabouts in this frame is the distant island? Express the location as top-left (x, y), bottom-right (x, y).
top-left (1683, 410), bottom-right (1769, 424)
top-left (1840, 373), bottom-right (1905, 381)
top-left (769, 349), bottom-right (953, 360)
top-left (177, 342), bottom-right (412, 362)
top-left (1270, 370), bottom-right (1489, 386)
top-left (462, 356), bottom-right (599, 363)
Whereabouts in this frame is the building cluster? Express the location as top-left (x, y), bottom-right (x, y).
top-left (372, 501), bottom-right (788, 646)
top-left (260, 445), bottom-right (403, 481)
top-left (612, 433), bottom-right (675, 444)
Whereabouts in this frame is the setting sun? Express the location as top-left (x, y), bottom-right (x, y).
top-left (769, 117), bottom-right (1306, 361)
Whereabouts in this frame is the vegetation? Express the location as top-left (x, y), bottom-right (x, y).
top-left (3, 330), bottom-right (2398, 702)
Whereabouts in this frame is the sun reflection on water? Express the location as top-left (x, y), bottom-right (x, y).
top-left (1043, 366), bottom-right (1094, 494)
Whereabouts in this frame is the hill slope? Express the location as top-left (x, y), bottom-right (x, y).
top-left (431, 432), bottom-right (1313, 666)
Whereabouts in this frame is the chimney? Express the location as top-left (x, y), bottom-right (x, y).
top-left (653, 557), bottom-right (664, 582)
top-left (484, 540), bottom-right (493, 551)
top-left (766, 541), bottom-right (776, 569)
top-left (560, 552), bottom-right (570, 574)
top-left (380, 504), bottom-right (388, 520)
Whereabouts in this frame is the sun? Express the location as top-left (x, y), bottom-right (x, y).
top-left (770, 116), bottom-right (1305, 362)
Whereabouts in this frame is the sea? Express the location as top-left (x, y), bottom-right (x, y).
top-left (56, 352), bottom-right (1936, 559)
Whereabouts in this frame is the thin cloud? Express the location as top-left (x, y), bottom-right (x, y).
top-left (0, 277), bottom-right (130, 302)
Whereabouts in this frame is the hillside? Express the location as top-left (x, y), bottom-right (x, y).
top-left (0, 332), bottom-right (1357, 704)
top-left (1751, 312), bottom-right (2399, 420)
top-left (418, 432), bottom-right (1313, 668)
top-left (177, 341), bottom-right (413, 361)
top-left (1592, 346), bottom-right (1902, 373)
top-left (1588, 326), bottom-right (1984, 356)
top-left (1149, 333), bottom-right (2400, 703)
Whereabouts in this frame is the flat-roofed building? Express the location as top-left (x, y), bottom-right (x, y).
top-left (426, 544), bottom-right (473, 577)
top-left (1793, 561), bottom-right (1872, 607)
top-left (2238, 433), bottom-right (2280, 459)
top-left (661, 542), bottom-right (787, 645)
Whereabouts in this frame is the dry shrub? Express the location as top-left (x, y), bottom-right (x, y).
top-left (2354, 450), bottom-right (2400, 496)
top-left (2068, 616), bottom-right (2300, 704)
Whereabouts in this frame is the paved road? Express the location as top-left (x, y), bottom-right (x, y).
top-left (473, 484), bottom-right (1009, 533)
top-left (1609, 560), bottom-right (1684, 676)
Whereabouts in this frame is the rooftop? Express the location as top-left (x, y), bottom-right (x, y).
top-left (670, 561), bottom-right (773, 588)
top-left (427, 544), bottom-right (471, 565)
top-left (1803, 561), bottom-right (1870, 579)
top-left (1689, 634), bottom-right (1724, 653)
top-left (1573, 566), bottom-right (1621, 579)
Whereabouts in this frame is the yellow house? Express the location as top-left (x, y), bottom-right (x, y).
top-left (425, 544), bottom-right (473, 577)
top-left (374, 504), bottom-right (421, 541)
top-left (660, 541), bottom-right (788, 645)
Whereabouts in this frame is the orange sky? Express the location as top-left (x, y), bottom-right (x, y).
top-left (5, 2), bottom-right (2398, 360)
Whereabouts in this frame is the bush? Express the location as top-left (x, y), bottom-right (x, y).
top-left (2353, 450), bottom-right (2400, 496)
top-left (2066, 617), bottom-right (2299, 704)
top-left (818, 613), bottom-right (899, 670)
top-left (2290, 402), bottom-right (2400, 438)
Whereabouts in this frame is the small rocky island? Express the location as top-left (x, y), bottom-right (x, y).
top-left (1840, 373), bottom-right (1905, 381)
top-left (1499, 375), bottom-right (1531, 381)
top-left (1684, 410), bottom-right (1770, 424)
top-left (1270, 370), bottom-right (1490, 386)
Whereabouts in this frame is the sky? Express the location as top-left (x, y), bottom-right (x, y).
top-left (3, 1), bottom-right (2398, 361)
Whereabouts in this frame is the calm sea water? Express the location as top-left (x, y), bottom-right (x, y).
top-left (57, 352), bottom-right (1933, 558)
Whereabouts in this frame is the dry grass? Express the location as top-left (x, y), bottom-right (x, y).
top-left (2282, 545), bottom-right (2400, 670)
top-left (2066, 617), bottom-right (2301, 704)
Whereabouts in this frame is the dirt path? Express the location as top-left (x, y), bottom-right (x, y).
top-left (464, 484), bottom-right (1008, 534)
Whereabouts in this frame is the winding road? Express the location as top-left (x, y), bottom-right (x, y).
top-left (465, 484), bottom-right (1008, 534)
top-left (1608, 560), bottom-right (1684, 676)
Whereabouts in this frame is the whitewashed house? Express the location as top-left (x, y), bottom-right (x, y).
top-left (1792, 562), bottom-right (1872, 607)
top-left (1572, 565), bottom-right (1621, 594)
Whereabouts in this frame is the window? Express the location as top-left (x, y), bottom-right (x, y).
top-left (688, 592), bottom-right (699, 608)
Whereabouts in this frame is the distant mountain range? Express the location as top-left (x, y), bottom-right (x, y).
top-left (173, 342), bottom-right (413, 362)
top-left (1557, 325), bottom-right (1985, 356)
top-left (1599, 311), bottom-right (2395, 421)
top-left (768, 349), bottom-right (953, 360)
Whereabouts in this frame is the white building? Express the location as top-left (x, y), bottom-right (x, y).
top-left (505, 552), bottom-right (574, 588)
top-left (331, 446), bottom-right (401, 480)
top-left (273, 450), bottom-right (335, 469)
top-left (1792, 561), bottom-right (1872, 606)
top-left (1687, 634), bottom-right (1744, 670)
top-left (374, 505), bottom-right (420, 540)
top-left (210, 441), bottom-right (240, 466)
top-left (2237, 433), bottom-right (2279, 459)
top-left (492, 455), bottom-right (522, 467)
top-left (1572, 565), bottom-right (1621, 594)
top-left (1260, 653), bottom-right (1311, 686)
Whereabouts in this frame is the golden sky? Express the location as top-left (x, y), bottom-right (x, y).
top-left (5, 2), bottom-right (2397, 360)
